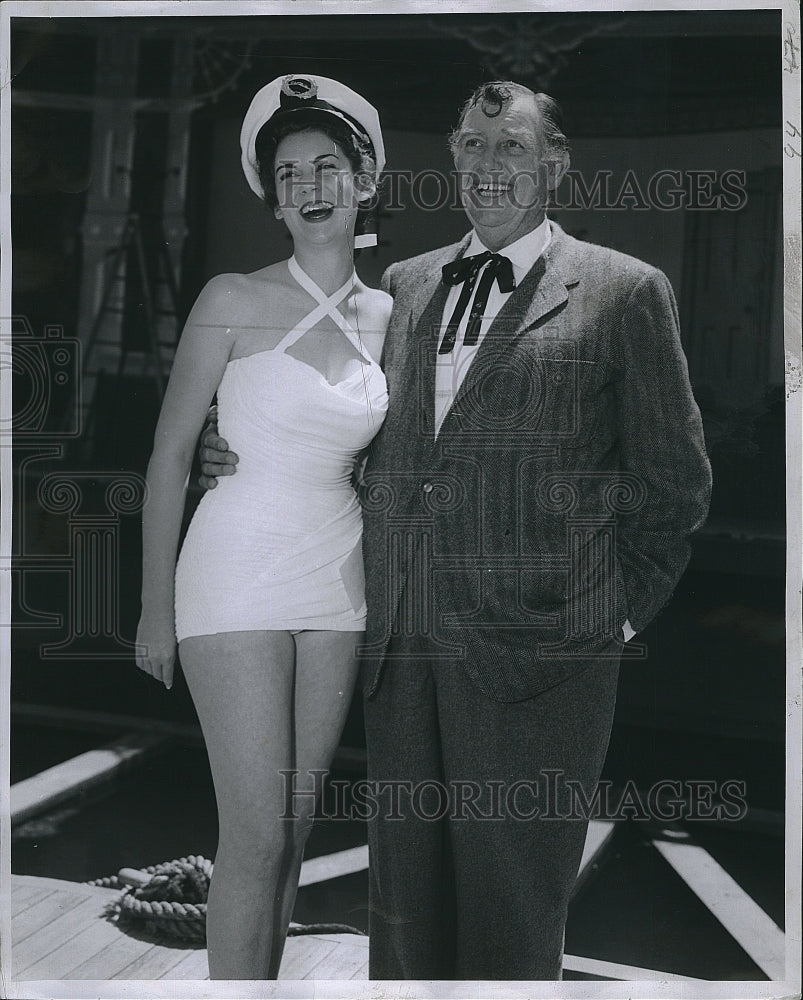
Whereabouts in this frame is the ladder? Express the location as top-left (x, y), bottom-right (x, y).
top-left (77, 213), bottom-right (182, 454)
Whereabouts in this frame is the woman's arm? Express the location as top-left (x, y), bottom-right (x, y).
top-left (358, 287), bottom-right (393, 363)
top-left (136, 275), bottom-right (237, 687)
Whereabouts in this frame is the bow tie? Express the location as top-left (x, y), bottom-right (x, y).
top-left (439, 251), bottom-right (516, 353)
top-left (442, 250), bottom-right (515, 290)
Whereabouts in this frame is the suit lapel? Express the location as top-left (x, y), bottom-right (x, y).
top-left (398, 235), bottom-right (472, 444)
top-left (416, 281), bottom-right (448, 445)
top-left (406, 233), bottom-right (472, 335)
top-left (392, 279), bottom-right (446, 449)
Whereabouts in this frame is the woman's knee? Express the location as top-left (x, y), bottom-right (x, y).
top-left (218, 812), bottom-right (311, 864)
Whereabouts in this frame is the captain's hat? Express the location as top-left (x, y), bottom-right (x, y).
top-left (240, 73), bottom-right (385, 200)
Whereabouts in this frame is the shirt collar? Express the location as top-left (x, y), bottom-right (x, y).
top-left (466, 217), bottom-right (551, 282)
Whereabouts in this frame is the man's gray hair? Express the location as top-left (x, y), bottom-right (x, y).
top-left (448, 81), bottom-right (570, 160)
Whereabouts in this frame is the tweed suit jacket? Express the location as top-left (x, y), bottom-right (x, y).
top-left (360, 222), bottom-right (712, 702)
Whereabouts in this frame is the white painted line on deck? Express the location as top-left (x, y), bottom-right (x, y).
top-left (651, 828), bottom-right (785, 980)
top-left (299, 845), bottom-right (369, 887)
top-left (575, 820), bottom-right (616, 889)
top-left (10, 731), bottom-right (168, 825)
top-left (563, 952), bottom-right (704, 981)
top-left (580, 820), bottom-right (616, 872)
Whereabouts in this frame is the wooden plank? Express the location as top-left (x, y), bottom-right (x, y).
top-left (307, 939), bottom-right (370, 979)
top-left (11, 881), bottom-right (49, 902)
top-left (563, 953), bottom-right (704, 981)
top-left (11, 731), bottom-right (168, 824)
top-left (14, 894), bottom-right (109, 975)
top-left (159, 936), bottom-right (369, 981)
top-left (63, 932), bottom-right (158, 980)
top-left (278, 934), bottom-right (338, 979)
top-left (11, 873), bottom-right (116, 897)
top-left (650, 827), bottom-right (785, 980)
top-left (7, 877), bottom-right (371, 983)
top-left (161, 946), bottom-right (209, 980)
top-left (166, 935), bottom-right (368, 981)
top-left (10, 884), bottom-right (55, 914)
top-left (11, 891), bottom-right (81, 945)
top-left (9, 874), bottom-right (118, 948)
top-left (325, 933), bottom-right (368, 949)
top-left (113, 942), bottom-right (197, 980)
top-left (298, 845), bottom-right (368, 887)
top-left (160, 937), bottom-right (366, 982)
top-left (19, 909), bottom-right (123, 980)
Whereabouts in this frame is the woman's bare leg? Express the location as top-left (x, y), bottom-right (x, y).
top-left (272, 629), bottom-right (362, 946)
top-left (178, 628), bottom-right (360, 979)
top-left (179, 629), bottom-right (297, 980)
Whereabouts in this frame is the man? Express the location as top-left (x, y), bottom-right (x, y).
top-left (202, 80), bottom-right (711, 980)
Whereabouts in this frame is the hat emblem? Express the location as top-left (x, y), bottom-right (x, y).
top-left (280, 76), bottom-right (318, 100)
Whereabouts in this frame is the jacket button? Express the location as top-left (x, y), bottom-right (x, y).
top-left (422, 482), bottom-right (434, 493)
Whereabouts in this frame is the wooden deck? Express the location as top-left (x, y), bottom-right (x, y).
top-left (5, 820), bottom-right (674, 985)
top-left (9, 814), bottom-right (786, 986)
top-left (7, 821), bottom-right (615, 985)
top-left (9, 874), bottom-right (368, 981)
top-left (7, 870), bottom-right (704, 987)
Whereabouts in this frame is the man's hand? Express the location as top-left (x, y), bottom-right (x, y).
top-left (198, 406), bottom-right (239, 489)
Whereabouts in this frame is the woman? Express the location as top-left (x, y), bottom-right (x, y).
top-left (135, 74), bottom-right (391, 979)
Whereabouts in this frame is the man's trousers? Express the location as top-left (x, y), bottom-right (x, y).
top-left (362, 632), bottom-right (620, 980)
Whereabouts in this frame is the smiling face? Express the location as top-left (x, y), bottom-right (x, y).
top-left (452, 92), bottom-right (566, 251)
top-left (273, 128), bottom-right (368, 248)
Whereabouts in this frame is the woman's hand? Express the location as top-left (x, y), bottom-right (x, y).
top-left (135, 616), bottom-right (177, 690)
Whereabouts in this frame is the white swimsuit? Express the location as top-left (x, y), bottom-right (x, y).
top-left (174, 257), bottom-right (389, 641)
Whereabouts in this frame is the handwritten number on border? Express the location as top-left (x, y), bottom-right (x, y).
top-left (785, 120), bottom-right (801, 159)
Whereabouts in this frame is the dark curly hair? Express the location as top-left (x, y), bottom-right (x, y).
top-left (255, 115), bottom-right (377, 211)
top-left (448, 81), bottom-right (570, 160)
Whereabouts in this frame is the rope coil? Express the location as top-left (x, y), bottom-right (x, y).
top-left (88, 855), bottom-right (212, 944)
top-left (87, 855), bottom-right (365, 945)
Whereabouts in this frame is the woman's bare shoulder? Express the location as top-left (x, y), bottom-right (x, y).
top-left (204, 263), bottom-right (290, 298)
top-left (194, 263), bottom-right (291, 323)
top-left (359, 284), bottom-right (394, 328)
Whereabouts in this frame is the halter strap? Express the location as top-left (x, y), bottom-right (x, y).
top-left (275, 257), bottom-right (369, 361)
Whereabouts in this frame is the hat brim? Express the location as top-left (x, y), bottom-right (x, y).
top-left (256, 104), bottom-right (375, 159)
